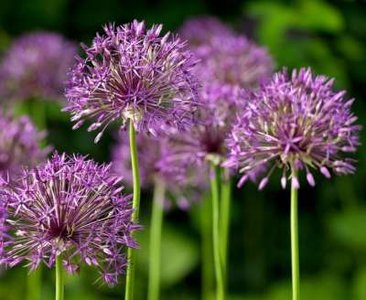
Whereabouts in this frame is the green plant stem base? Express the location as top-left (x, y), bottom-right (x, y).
top-left (147, 178), bottom-right (166, 300)
top-left (125, 119), bottom-right (141, 300)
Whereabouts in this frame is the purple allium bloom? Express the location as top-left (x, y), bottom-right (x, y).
top-left (112, 133), bottom-right (206, 209)
top-left (0, 153), bottom-right (139, 286)
top-left (65, 20), bottom-right (200, 143)
top-left (0, 32), bottom-right (76, 103)
top-left (159, 83), bottom-right (244, 170)
top-left (194, 34), bottom-right (273, 88)
top-left (178, 16), bottom-right (235, 46)
top-left (0, 110), bottom-right (48, 179)
top-left (224, 68), bottom-right (361, 190)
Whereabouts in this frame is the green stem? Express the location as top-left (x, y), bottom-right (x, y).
top-left (30, 99), bottom-right (46, 130)
top-left (220, 171), bottom-right (231, 283)
top-left (147, 178), bottom-right (165, 300)
top-left (27, 267), bottom-right (42, 300)
top-left (125, 119), bottom-right (141, 300)
top-left (291, 171), bottom-right (300, 300)
top-left (55, 256), bottom-right (64, 300)
top-left (201, 193), bottom-right (214, 300)
top-left (210, 164), bottom-right (224, 300)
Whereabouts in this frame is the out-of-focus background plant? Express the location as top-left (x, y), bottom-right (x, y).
top-left (0, 0), bottom-right (365, 299)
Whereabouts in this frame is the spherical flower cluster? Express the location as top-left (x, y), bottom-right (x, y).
top-left (0, 110), bottom-right (48, 179)
top-left (178, 16), bottom-right (235, 46)
top-left (224, 68), bottom-right (361, 189)
top-left (160, 84), bottom-right (244, 168)
top-left (194, 34), bottom-right (273, 88)
top-left (0, 153), bottom-right (139, 286)
top-left (0, 32), bottom-right (76, 103)
top-left (65, 20), bottom-right (200, 143)
top-left (112, 133), bottom-right (206, 209)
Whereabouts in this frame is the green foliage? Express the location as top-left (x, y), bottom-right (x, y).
top-left (137, 223), bottom-right (200, 288)
top-left (329, 208), bottom-right (366, 250)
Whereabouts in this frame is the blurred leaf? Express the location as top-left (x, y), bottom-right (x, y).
top-left (353, 267), bottom-right (366, 300)
top-left (228, 295), bottom-right (264, 300)
top-left (337, 35), bottom-right (365, 61)
top-left (246, 0), bottom-right (347, 85)
top-left (266, 273), bottom-right (347, 300)
top-left (296, 0), bottom-right (344, 32)
top-left (328, 207), bottom-right (366, 249)
top-left (137, 223), bottom-right (199, 288)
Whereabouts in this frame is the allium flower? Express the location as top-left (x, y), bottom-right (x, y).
top-left (224, 68), bottom-right (361, 189)
top-left (0, 32), bottom-right (76, 103)
top-left (194, 34), bottom-right (273, 88)
top-left (0, 110), bottom-right (48, 179)
top-left (112, 133), bottom-right (205, 209)
top-left (159, 84), bottom-right (244, 169)
top-left (65, 20), bottom-right (200, 143)
top-left (178, 16), bottom-right (235, 46)
top-left (0, 153), bottom-right (139, 286)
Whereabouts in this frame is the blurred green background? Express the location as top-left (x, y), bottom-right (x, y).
top-left (0, 0), bottom-right (366, 299)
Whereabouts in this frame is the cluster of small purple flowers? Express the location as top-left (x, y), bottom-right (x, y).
top-left (64, 20), bottom-right (200, 142)
top-left (224, 67), bottom-right (361, 189)
top-left (0, 32), bottom-right (76, 103)
top-left (0, 153), bottom-right (138, 286)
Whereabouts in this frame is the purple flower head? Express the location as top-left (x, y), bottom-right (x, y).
top-left (0, 110), bottom-right (48, 179)
top-left (224, 68), bottom-right (361, 189)
top-left (178, 16), bottom-right (235, 46)
top-left (0, 153), bottom-right (139, 286)
top-left (160, 83), bottom-right (244, 170)
top-left (0, 32), bottom-right (76, 103)
top-left (112, 133), bottom-right (206, 209)
top-left (65, 20), bottom-right (200, 143)
top-left (194, 34), bottom-right (273, 88)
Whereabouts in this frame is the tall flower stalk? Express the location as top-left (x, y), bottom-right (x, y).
top-left (124, 120), bottom-right (141, 300)
top-left (64, 20), bottom-right (199, 299)
top-left (147, 178), bottom-right (165, 300)
top-left (160, 84), bottom-right (242, 299)
top-left (224, 68), bottom-right (361, 300)
top-left (55, 256), bottom-right (64, 300)
top-left (113, 132), bottom-right (205, 299)
top-left (182, 25), bottom-right (273, 297)
top-left (290, 171), bottom-right (299, 300)
top-left (220, 172), bottom-right (231, 281)
top-left (210, 164), bottom-right (224, 300)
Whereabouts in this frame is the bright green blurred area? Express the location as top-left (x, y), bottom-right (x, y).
top-left (0, 0), bottom-right (365, 299)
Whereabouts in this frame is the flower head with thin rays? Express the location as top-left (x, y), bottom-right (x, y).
top-left (159, 83), bottom-right (244, 170)
top-left (224, 68), bottom-right (361, 190)
top-left (178, 16), bottom-right (235, 47)
top-left (0, 110), bottom-right (48, 179)
top-left (112, 133), bottom-right (206, 209)
top-left (0, 153), bottom-right (139, 286)
top-left (0, 32), bottom-right (76, 103)
top-left (194, 34), bottom-right (273, 88)
top-left (65, 20), bottom-right (200, 143)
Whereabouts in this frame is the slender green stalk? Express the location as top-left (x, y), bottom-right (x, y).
top-left (26, 98), bottom-right (47, 300)
top-left (27, 267), bottom-right (42, 300)
top-left (210, 164), bottom-right (224, 300)
top-left (291, 171), bottom-right (300, 300)
top-left (220, 171), bottom-right (231, 283)
top-left (147, 178), bottom-right (166, 300)
top-left (201, 194), bottom-right (214, 300)
top-left (55, 256), bottom-right (64, 300)
top-left (125, 119), bottom-right (141, 300)
top-left (31, 99), bottom-right (46, 130)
